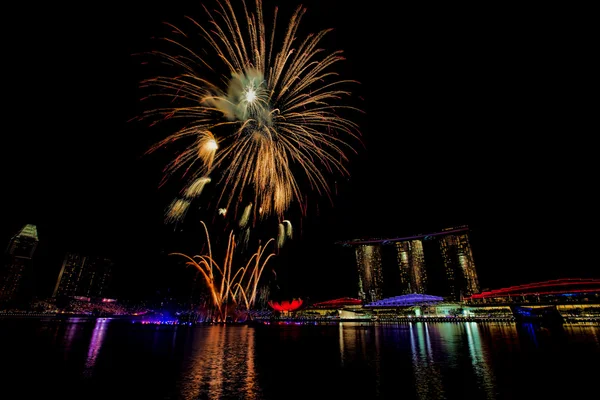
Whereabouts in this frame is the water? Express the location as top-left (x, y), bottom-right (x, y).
top-left (1, 318), bottom-right (598, 399)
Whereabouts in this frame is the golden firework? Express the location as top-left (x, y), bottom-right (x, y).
top-left (171, 221), bottom-right (276, 322)
top-left (138, 0), bottom-right (362, 226)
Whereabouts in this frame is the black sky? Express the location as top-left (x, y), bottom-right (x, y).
top-left (2, 1), bottom-right (596, 301)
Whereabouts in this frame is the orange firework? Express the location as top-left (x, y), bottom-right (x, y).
top-left (170, 221), bottom-right (276, 322)
top-left (136, 0), bottom-right (363, 226)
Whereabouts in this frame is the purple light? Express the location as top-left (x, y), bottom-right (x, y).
top-left (365, 293), bottom-right (444, 307)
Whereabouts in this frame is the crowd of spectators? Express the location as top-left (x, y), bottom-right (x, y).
top-left (0, 297), bottom-right (151, 317)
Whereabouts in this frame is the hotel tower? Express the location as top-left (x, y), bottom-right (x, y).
top-left (0, 224), bottom-right (39, 305)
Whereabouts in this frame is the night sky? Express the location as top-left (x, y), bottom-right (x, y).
top-left (2, 1), bottom-right (595, 302)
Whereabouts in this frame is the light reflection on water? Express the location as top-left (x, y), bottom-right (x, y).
top-left (176, 325), bottom-right (262, 400)
top-left (63, 320), bottom-right (83, 352)
top-left (2, 319), bottom-right (599, 399)
top-left (465, 322), bottom-right (496, 400)
top-left (563, 323), bottom-right (600, 345)
top-left (410, 322), bottom-right (445, 399)
top-left (84, 318), bottom-right (110, 376)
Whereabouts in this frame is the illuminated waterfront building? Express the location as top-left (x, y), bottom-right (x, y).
top-left (53, 253), bottom-right (114, 300)
top-left (439, 227), bottom-right (480, 300)
top-left (395, 240), bottom-right (428, 294)
top-left (0, 224), bottom-right (39, 305)
top-left (340, 226), bottom-right (480, 301)
top-left (355, 244), bottom-right (384, 302)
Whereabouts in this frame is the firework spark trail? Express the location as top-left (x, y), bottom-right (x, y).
top-left (276, 219), bottom-right (292, 248)
top-left (239, 203), bottom-right (252, 228)
top-left (171, 221), bottom-right (276, 322)
top-left (138, 0), bottom-right (363, 226)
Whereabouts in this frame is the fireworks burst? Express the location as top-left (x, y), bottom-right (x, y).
top-left (137, 0), bottom-right (363, 227)
top-left (277, 219), bottom-right (293, 248)
top-left (171, 221), bottom-right (276, 322)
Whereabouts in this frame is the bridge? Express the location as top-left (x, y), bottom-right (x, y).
top-left (464, 278), bottom-right (600, 304)
top-left (292, 279), bottom-right (600, 324)
top-left (463, 278), bottom-right (600, 324)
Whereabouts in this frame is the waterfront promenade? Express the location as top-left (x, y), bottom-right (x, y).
top-left (2, 310), bottom-right (599, 327)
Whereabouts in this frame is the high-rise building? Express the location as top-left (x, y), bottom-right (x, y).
top-left (395, 240), bottom-right (428, 294)
top-left (355, 244), bottom-right (384, 302)
top-left (341, 225), bottom-right (480, 301)
top-left (53, 253), bottom-right (114, 300)
top-left (439, 228), bottom-right (480, 300)
top-left (0, 224), bottom-right (39, 305)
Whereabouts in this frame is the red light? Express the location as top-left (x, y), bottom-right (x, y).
top-left (268, 298), bottom-right (303, 312)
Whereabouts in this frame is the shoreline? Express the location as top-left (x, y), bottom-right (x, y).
top-left (1, 312), bottom-right (598, 326)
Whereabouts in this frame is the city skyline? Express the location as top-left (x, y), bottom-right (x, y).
top-left (3, 1), bottom-right (595, 301)
top-left (0, 220), bottom-right (588, 305)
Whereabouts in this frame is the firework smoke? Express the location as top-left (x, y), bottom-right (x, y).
top-left (138, 0), bottom-right (362, 228)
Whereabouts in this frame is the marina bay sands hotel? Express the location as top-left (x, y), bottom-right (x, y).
top-left (338, 226), bottom-right (480, 302)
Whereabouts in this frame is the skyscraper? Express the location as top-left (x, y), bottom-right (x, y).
top-left (439, 228), bottom-right (480, 300)
top-left (355, 244), bottom-right (384, 302)
top-left (53, 253), bottom-right (114, 300)
top-left (341, 225), bottom-right (480, 301)
top-left (0, 224), bottom-right (39, 306)
top-left (395, 240), bottom-right (428, 294)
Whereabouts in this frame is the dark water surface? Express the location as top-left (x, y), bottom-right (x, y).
top-left (1, 318), bottom-right (598, 399)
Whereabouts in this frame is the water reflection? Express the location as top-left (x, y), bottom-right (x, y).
top-left (485, 321), bottom-right (520, 357)
top-left (465, 322), bottom-right (496, 399)
top-left (336, 322), bottom-right (507, 400)
top-left (338, 322), bottom-right (345, 366)
top-left (177, 325), bottom-right (261, 400)
top-left (519, 322), bottom-right (540, 348)
top-left (564, 324), bottom-right (600, 346)
top-left (373, 325), bottom-right (382, 396)
top-left (84, 318), bottom-right (110, 376)
top-left (410, 322), bottom-right (445, 399)
top-left (62, 320), bottom-right (82, 351)
top-left (339, 322), bottom-right (369, 367)
top-left (4, 319), bottom-right (597, 399)
top-left (338, 322), bottom-right (384, 398)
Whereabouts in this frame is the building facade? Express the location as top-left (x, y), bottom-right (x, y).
top-left (342, 226), bottom-right (480, 301)
top-left (0, 224), bottom-right (39, 306)
top-left (439, 228), bottom-right (480, 300)
top-left (53, 253), bottom-right (114, 300)
top-left (395, 240), bottom-right (428, 294)
top-left (355, 244), bottom-right (384, 302)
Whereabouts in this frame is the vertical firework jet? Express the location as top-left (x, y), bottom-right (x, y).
top-left (137, 0), bottom-right (363, 227)
top-left (171, 221), bottom-right (276, 322)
